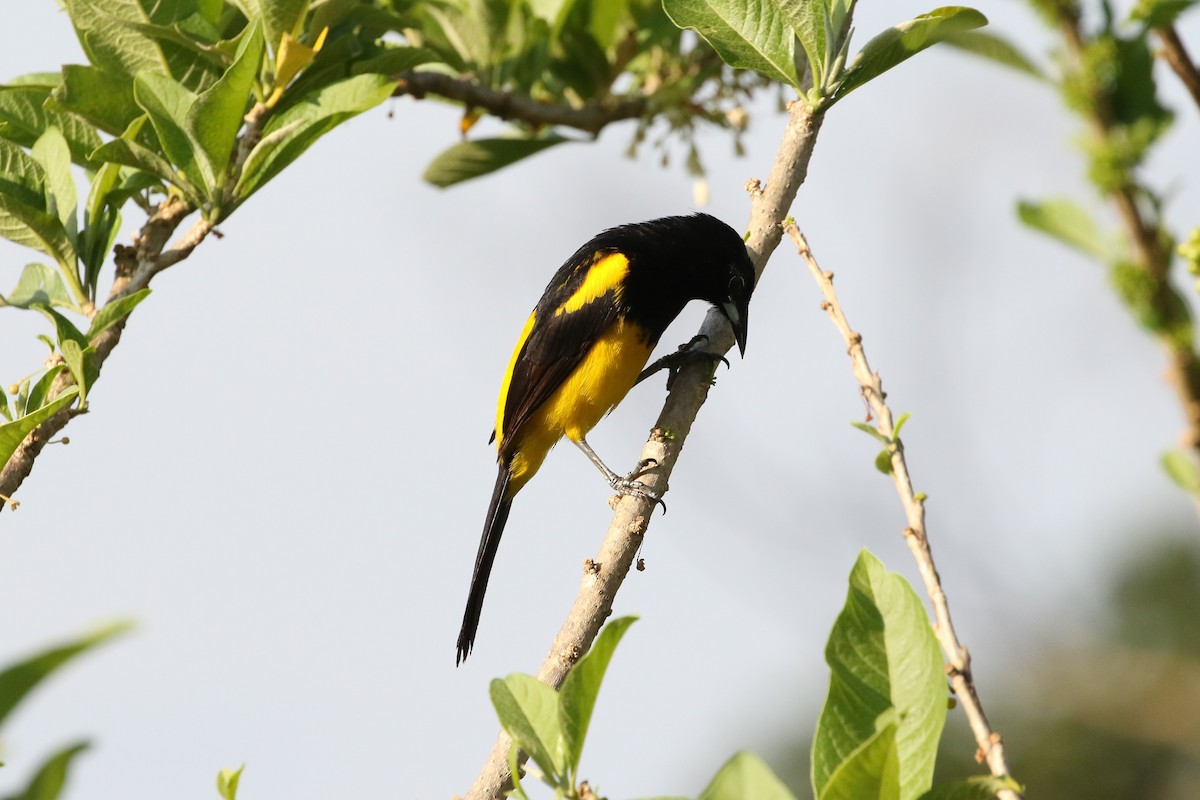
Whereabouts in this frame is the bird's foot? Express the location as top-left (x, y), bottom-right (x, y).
top-left (636, 335), bottom-right (730, 390)
top-left (608, 458), bottom-right (667, 512)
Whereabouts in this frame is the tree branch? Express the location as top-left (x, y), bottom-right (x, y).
top-left (1156, 25), bottom-right (1200, 114)
top-left (0, 197), bottom-right (205, 508)
top-left (1055, 13), bottom-right (1200, 454)
top-left (783, 223), bottom-right (1021, 800)
top-left (392, 72), bottom-right (647, 135)
top-left (462, 98), bottom-right (825, 800)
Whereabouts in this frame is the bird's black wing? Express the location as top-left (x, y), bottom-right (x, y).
top-left (496, 248), bottom-right (624, 459)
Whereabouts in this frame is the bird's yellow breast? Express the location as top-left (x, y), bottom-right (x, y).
top-left (505, 318), bottom-right (654, 495)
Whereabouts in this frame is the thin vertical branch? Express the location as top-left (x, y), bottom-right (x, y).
top-left (1156, 25), bottom-right (1200, 114)
top-left (784, 223), bottom-right (1022, 800)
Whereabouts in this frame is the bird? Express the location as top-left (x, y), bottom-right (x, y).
top-left (456, 213), bottom-right (756, 664)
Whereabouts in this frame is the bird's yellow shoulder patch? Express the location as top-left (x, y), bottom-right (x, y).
top-left (555, 252), bottom-right (629, 316)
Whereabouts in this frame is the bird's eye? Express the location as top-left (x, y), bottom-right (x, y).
top-left (729, 273), bottom-right (745, 292)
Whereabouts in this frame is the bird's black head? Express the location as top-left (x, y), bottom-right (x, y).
top-left (610, 213), bottom-right (755, 356)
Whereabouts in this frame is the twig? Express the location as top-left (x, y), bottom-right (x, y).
top-left (1156, 25), bottom-right (1200, 114)
top-left (462, 97), bottom-right (825, 800)
top-left (783, 222), bottom-right (1021, 800)
top-left (392, 71), bottom-right (647, 135)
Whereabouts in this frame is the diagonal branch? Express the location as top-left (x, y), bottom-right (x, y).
top-left (462, 98), bottom-right (825, 800)
top-left (392, 72), bottom-right (647, 135)
top-left (1156, 25), bottom-right (1200, 114)
top-left (784, 223), bottom-right (1022, 800)
top-left (0, 197), bottom-right (205, 508)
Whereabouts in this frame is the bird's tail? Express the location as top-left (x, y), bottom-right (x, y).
top-left (457, 464), bottom-right (513, 665)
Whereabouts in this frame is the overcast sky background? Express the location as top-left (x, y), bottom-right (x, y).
top-left (2, 2), bottom-right (1199, 799)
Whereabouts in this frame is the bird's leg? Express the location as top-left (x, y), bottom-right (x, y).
top-left (572, 438), bottom-right (666, 510)
top-left (635, 334), bottom-right (731, 390)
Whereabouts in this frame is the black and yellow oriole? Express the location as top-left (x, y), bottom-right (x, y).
top-left (456, 213), bottom-right (755, 664)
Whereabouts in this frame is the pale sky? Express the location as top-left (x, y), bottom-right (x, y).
top-left (1, 3), bottom-right (1198, 799)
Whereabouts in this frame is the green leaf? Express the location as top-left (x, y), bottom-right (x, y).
top-left (88, 289), bottom-right (152, 339)
top-left (1130, 0), bottom-right (1199, 27)
top-left (216, 765), bottom-right (245, 800)
top-left (31, 128), bottom-right (78, 237)
top-left (24, 366), bottom-right (67, 415)
top-left (31, 305), bottom-right (88, 349)
top-left (831, 8), bottom-right (988, 105)
top-left (348, 46), bottom-right (441, 76)
top-left (235, 74), bottom-right (399, 200)
top-left (819, 718), bottom-right (901, 800)
top-left (58, 340), bottom-right (99, 407)
top-left (229, 0), bottom-right (307, 52)
top-left (0, 81), bottom-right (105, 167)
top-left (0, 619), bottom-right (128, 727)
top-left (559, 616), bottom-right (636, 775)
top-left (422, 136), bottom-right (569, 188)
top-left (134, 71), bottom-right (210, 194)
top-left (89, 132), bottom-right (203, 205)
top-left (916, 775), bottom-right (1023, 800)
top-left (189, 22), bottom-right (265, 203)
top-left (940, 30), bottom-right (1044, 80)
top-left (63, 0), bottom-right (168, 78)
top-left (812, 550), bottom-right (946, 800)
top-left (1016, 198), bottom-right (1111, 261)
top-left (0, 136), bottom-right (50, 210)
top-left (0, 192), bottom-right (79, 276)
top-left (3, 741), bottom-right (90, 800)
top-left (1162, 450), bottom-right (1200, 494)
top-left (663, 0), bottom-right (802, 88)
top-left (779, 0), bottom-right (854, 92)
top-left (850, 421), bottom-right (888, 444)
top-left (4, 264), bottom-right (74, 310)
top-left (699, 752), bottom-right (797, 800)
top-left (48, 65), bottom-right (143, 138)
top-left (893, 412), bottom-right (912, 437)
top-left (874, 449), bottom-right (894, 474)
top-left (490, 673), bottom-right (567, 788)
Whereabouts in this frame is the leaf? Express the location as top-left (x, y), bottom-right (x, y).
top-left (58, 340), bottom-right (99, 407)
top-left (0, 136), bottom-right (50, 210)
top-left (663, 0), bottom-right (802, 88)
top-left (3, 741), bottom-right (90, 800)
top-left (698, 752), bottom-right (797, 800)
top-left (812, 550), bottom-right (946, 800)
top-left (940, 30), bottom-right (1044, 80)
top-left (188, 22), bottom-right (265, 200)
top-left (216, 765), bottom-right (245, 800)
top-left (850, 420), bottom-right (888, 444)
top-left (62, 0), bottom-right (168, 78)
top-left (89, 135), bottom-right (187, 189)
top-left (134, 71), bottom-right (210, 194)
top-left (47, 65), bottom-right (143, 138)
top-left (559, 616), bottom-right (636, 774)
top-left (0, 81), bottom-right (105, 167)
top-left (348, 46), bottom-right (441, 76)
top-left (31, 305), bottom-right (88, 349)
top-left (874, 449), bottom-right (894, 474)
top-left (31, 128), bottom-right (78, 237)
top-left (818, 718), bottom-right (902, 800)
top-left (4, 264), bottom-right (74, 310)
top-left (228, 0), bottom-right (308, 52)
top-left (235, 74), bottom-right (399, 200)
top-left (1016, 198), bottom-right (1111, 261)
top-left (87, 289), bottom-right (152, 339)
top-left (24, 366), bottom-right (67, 416)
top-left (832, 7), bottom-right (988, 105)
top-left (1162, 450), bottom-right (1200, 494)
top-left (1130, 0), bottom-right (1199, 27)
top-left (916, 775), bottom-right (1024, 800)
top-left (0, 193), bottom-right (79, 276)
top-left (489, 673), bottom-right (567, 787)
top-left (0, 618), bottom-right (128, 727)
top-left (422, 136), bottom-right (569, 188)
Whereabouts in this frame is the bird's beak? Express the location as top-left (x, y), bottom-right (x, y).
top-left (721, 299), bottom-right (749, 357)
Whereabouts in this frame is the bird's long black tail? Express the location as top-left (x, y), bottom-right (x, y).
top-left (457, 465), bottom-right (513, 665)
